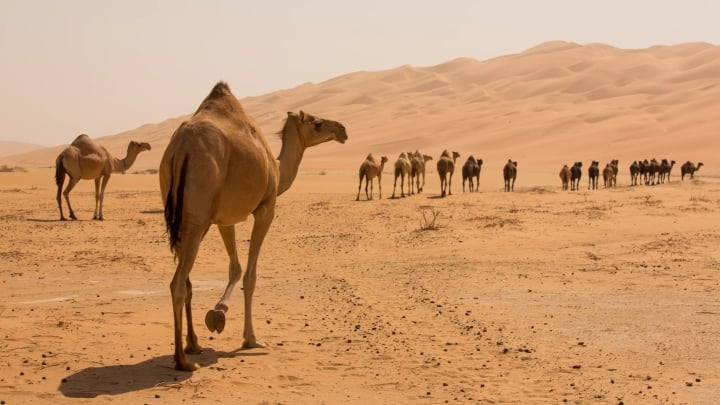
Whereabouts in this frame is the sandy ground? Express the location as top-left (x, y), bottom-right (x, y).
top-left (1, 168), bottom-right (719, 404)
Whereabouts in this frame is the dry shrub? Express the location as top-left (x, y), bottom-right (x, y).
top-left (419, 207), bottom-right (441, 231)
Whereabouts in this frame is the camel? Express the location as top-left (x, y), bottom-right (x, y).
top-left (55, 134), bottom-right (151, 220)
top-left (462, 155), bottom-right (482, 192)
top-left (610, 159), bottom-right (619, 180)
top-left (437, 150), bottom-right (460, 197)
top-left (159, 82), bottom-right (347, 371)
top-left (391, 152), bottom-right (412, 198)
top-left (648, 158), bottom-right (660, 185)
top-left (629, 161), bottom-right (640, 186)
top-left (602, 163), bottom-right (616, 187)
top-left (681, 161), bottom-right (703, 180)
top-left (503, 159), bottom-right (517, 192)
top-left (587, 161), bottom-right (600, 190)
top-left (356, 154), bottom-right (387, 201)
top-left (559, 164), bottom-right (571, 191)
top-left (410, 151), bottom-right (432, 193)
top-left (658, 159), bottom-right (675, 183)
top-left (639, 159), bottom-right (650, 185)
top-left (570, 161), bottom-right (582, 191)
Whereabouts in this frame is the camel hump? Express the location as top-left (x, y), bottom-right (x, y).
top-left (208, 81), bottom-right (233, 99)
top-left (365, 153), bottom-right (376, 162)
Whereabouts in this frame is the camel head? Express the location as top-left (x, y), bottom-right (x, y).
top-left (380, 156), bottom-right (388, 165)
top-left (288, 110), bottom-right (347, 147)
top-left (452, 151), bottom-right (460, 161)
top-left (477, 158), bottom-right (483, 167)
top-left (128, 141), bottom-right (152, 155)
top-left (423, 154), bottom-right (433, 162)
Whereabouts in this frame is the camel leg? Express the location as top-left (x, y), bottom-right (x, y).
top-left (400, 175), bottom-right (406, 198)
top-left (241, 204), bottom-right (274, 348)
top-left (378, 175), bottom-right (382, 199)
top-left (392, 175), bottom-right (398, 198)
top-left (93, 177), bottom-right (101, 219)
top-left (356, 176), bottom-right (363, 201)
top-left (170, 223), bottom-right (205, 371)
top-left (369, 178), bottom-right (374, 200)
top-left (184, 278), bottom-right (202, 354)
top-left (95, 175), bottom-right (111, 220)
top-left (56, 176), bottom-right (66, 220)
top-left (448, 173), bottom-right (453, 195)
top-left (62, 177), bottom-right (81, 220)
top-left (205, 224), bottom-right (242, 335)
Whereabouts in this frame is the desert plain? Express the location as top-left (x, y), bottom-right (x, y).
top-left (1, 41), bottom-right (720, 404)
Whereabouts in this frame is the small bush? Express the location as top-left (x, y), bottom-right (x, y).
top-left (419, 207), bottom-right (441, 231)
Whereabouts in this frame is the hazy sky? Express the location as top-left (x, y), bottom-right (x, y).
top-left (1, 0), bottom-right (719, 146)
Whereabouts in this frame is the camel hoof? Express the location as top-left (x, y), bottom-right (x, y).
top-left (175, 361), bottom-right (200, 371)
top-left (241, 340), bottom-right (266, 350)
top-left (205, 309), bottom-right (226, 333)
top-left (60, 217), bottom-right (67, 221)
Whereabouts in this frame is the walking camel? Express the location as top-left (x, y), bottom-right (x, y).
top-left (681, 161), bottom-right (703, 180)
top-left (559, 164), bottom-right (571, 191)
top-left (410, 151), bottom-right (432, 193)
top-left (629, 161), bottom-right (640, 186)
top-left (437, 150), bottom-right (460, 197)
top-left (160, 82), bottom-right (347, 371)
top-left (55, 134), bottom-right (151, 220)
top-left (570, 161), bottom-right (582, 191)
top-left (462, 155), bottom-right (482, 192)
top-left (602, 163), bottom-right (616, 187)
top-left (503, 159), bottom-right (517, 192)
top-left (391, 152), bottom-right (412, 198)
top-left (588, 161), bottom-right (600, 190)
top-left (658, 159), bottom-right (675, 183)
top-left (356, 154), bottom-right (387, 201)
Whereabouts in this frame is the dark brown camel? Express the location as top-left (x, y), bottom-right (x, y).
top-left (681, 161), bottom-right (703, 180)
top-left (658, 159), bottom-right (675, 183)
top-left (588, 161), bottom-right (600, 190)
top-left (503, 159), bottom-right (517, 192)
top-left (462, 155), bottom-right (482, 192)
top-left (629, 161), bottom-right (640, 186)
top-left (570, 161), bottom-right (582, 191)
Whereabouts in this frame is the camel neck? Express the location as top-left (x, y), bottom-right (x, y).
top-left (112, 151), bottom-right (137, 174)
top-left (276, 119), bottom-right (304, 196)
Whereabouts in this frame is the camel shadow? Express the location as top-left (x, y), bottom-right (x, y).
top-left (27, 218), bottom-right (83, 222)
top-left (58, 347), bottom-right (265, 398)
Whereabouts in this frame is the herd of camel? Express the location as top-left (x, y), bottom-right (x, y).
top-left (357, 152), bottom-right (704, 200)
top-left (50, 81), bottom-right (706, 371)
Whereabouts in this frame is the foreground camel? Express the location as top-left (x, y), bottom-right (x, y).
top-left (559, 164), bottom-right (571, 191)
top-left (503, 159), bottom-right (517, 192)
top-left (462, 155), bottom-right (482, 192)
top-left (437, 150), bottom-right (460, 197)
top-left (391, 152), bottom-right (412, 198)
top-left (570, 161), bottom-right (582, 191)
top-left (681, 161), bottom-right (703, 180)
top-left (159, 82), bottom-right (347, 371)
top-left (55, 134), bottom-right (151, 220)
top-left (410, 151), bottom-right (432, 193)
top-left (588, 161), bottom-right (600, 190)
top-left (356, 154), bottom-right (387, 201)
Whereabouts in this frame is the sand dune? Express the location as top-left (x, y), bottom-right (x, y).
top-left (3, 41), bottom-right (719, 178)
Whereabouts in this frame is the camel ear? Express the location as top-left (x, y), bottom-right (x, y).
top-left (298, 110), bottom-right (306, 122)
top-left (287, 111), bottom-right (293, 117)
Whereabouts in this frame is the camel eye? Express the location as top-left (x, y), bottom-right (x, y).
top-left (314, 121), bottom-right (323, 130)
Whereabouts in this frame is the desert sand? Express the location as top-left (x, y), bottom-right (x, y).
top-left (1, 41), bottom-right (720, 403)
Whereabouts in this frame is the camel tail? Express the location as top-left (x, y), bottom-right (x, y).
top-left (164, 155), bottom-right (189, 255)
top-left (55, 155), bottom-right (66, 187)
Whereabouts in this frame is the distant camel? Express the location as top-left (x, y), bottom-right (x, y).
top-left (55, 134), bottom-right (151, 220)
top-left (159, 82), bottom-right (347, 371)
top-left (437, 150), bottom-right (460, 197)
top-left (503, 159), bottom-right (517, 192)
top-left (610, 159), bottom-right (619, 180)
top-left (602, 163), bottom-right (616, 187)
top-left (588, 161), bottom-right (600, 190)
top-left (629, 161), bottom-right (640, 186)
top-left (356, 154), bottom-right (388, 201)
top-left (681, 161), bottom-right (703, 180)
top-left (658, 159), bottom-right (675, 183)
top-left (410, 151), bottom-right (432, 193)
top-left (462, 155), bottom-right (482, 192)
top-left (570, 161), bottom-right (582, 191)
top-left (559, 164), bottom-right (571, 191)
top-left (639, 159), bottom-right (650, 185)
top-left (392, 152), bottom-right (412, 198)
top-left (648, 158), bottom-right (660, 185)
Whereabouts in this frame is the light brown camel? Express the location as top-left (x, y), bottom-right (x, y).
top-left (159, 82), bottom-right (347, 371)
top-left (437, 150), bottom-right (460, 197)
top-left (462, 155), bottom-right (481, 192)
top-left (356, 154), bottom-right (388, 201)
top-left (503, 159), bottom-right (517, 192)
top-left (559, 164), bottom-right (571, 191)
top-left (410, 151), bottom-right (432, 193)
top-left (55, 134), bottom-right (151, 220)
top-left (681, 161), bottom-right (703, 180)
top-left (391, 152), bottom-right (412, 198)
